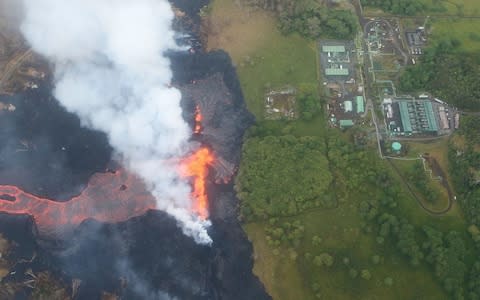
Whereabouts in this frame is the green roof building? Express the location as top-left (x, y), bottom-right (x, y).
top-left (423, 101), bottom-right (438, 132)
top-left (356, 96), bottom-right (365, 113)
top-left (397, 100), bottom-right (438, 134)
top-left (339, 119), bottom-right (354, 128)
top-left (325, 68), bottom-right (349, 76)
top-left (322, 45), bottom-right (346, 53)
top-left (398, 101), bottom-right (413, 133)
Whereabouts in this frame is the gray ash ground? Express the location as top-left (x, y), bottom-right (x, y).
top-left (0, 1), bottom-right (270, 299)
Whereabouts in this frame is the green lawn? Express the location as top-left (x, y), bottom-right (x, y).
top-left (245, 223), bottom-right (309, 300)
top-left (430, 18), bottom-right (480, 52)
top-left (206, 0), bottom-right (319, 120)
top-left (245, 195), bottom-right (449, 300)
top-left (389, 159), bottom-right (453, 215)
top-left (383, 158), bottom-right (466, 229)
top-left (365, 0), bottom-right (480, 16)
top-left (237, 34), bottom-right (318, 119)
top-left (439, 0), bottom-right (480, 15)
top-left (207, 1), bottom-right (472, 299)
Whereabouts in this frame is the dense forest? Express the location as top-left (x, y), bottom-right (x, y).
top-left (400, 39), bottom-right (480, 111)
top-left (449, 116), bottom-right (480, 229)
top-left (277, 4), bottom-right (358, 39)
top-left (360, 0), bottom-right (425, 15)
top-left (237, 124), bottom-right (480, 299)
top-left (235, 135), bottom-right (333, 221)
top-left (241, 0), bottom-right (358, 39)
top-left (297, 83), bottom-right (322, 120)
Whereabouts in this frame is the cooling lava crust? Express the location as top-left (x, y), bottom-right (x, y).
top-left (0, 2), bottom-right (270, 299)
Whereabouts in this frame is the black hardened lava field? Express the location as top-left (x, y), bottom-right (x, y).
top-left (0, 1), bottom-right (270, 299)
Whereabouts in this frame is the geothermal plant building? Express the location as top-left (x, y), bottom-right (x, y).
top-left (383, 97), bottom-right (446, 136)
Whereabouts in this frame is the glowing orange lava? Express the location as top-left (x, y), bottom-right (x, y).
top-left (0, 170), bottom-right (156, 236)
top-left (0, 106), bottom-right (214, 235)
top-left (180, 147), bottom-right (214, 219)
top-left (194, 105), bottom-right (202, 134)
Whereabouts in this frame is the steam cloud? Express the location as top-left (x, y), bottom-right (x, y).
top-left (21, 0), bottom-right (212, 244)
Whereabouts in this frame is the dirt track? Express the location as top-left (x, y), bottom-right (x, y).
top-left (387, 158), bottom-right (454, 215)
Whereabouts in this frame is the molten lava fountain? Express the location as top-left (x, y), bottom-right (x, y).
top-left (180, 106), bottom-right (214, 219)
top-left (0, 108), bottom-right (214, 236)
top-left (180, 147), bottom-right (214, 219)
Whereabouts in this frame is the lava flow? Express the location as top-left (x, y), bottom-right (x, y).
top-left (180, 105), bottom-right (214, 219)
top-left (0, 170), bottom-right (156, 236)
top-left (0, 106), bottom-right (214, 235)
top-left (180, 147), bottom-right (214, 219)
top-left (193, 105), bottom-right (202, 134)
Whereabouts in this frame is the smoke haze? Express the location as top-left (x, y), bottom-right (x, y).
top-left (20, 0), bottom-right (211, 243)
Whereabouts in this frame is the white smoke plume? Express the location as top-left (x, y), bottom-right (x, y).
top-left (21, 0), bottom-right (212, 244)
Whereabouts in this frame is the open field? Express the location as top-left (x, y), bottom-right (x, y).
top-left (237, 34), bottom-right (317, 119)
top-left (385, 137), bottom-right (465, 220)
top-left (437, 0), bottom-right (480, 15)
top-left (382, 159), bottom-right (466, 230)
top-left (204, 0), bottom-right (276, 64)
top-left (239, 131), bottom-right (463, 299)
top-left (204, 0), bottom-right (318, 119)
top-left (389, 159), bottom-right (452, 214)
top-left (430, 18), bottom-right (480, 51)
top-left (364, 0), bottom-right (480, 16)
top-left (245, 195), bottom-right (449, 300)
top-left (209, 1), bottom-right (473, 299)
top-left (402, 138), bottom-right (452, 186)
top-left (245, 223), bottom-right (308, 300)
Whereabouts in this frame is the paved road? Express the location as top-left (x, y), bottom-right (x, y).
top-left (352, 0), bottom-right (455, 215)
top-left (353, 0), bottom-right (384, 158)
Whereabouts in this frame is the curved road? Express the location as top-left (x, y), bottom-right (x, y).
top-left (387, 158), bottom-right (454, 215)
top-left (352, 0), bottom-right (455, 215)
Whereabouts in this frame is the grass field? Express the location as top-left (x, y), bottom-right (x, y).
top-left (364, 0), bottom-right (480, 16)
top-left (386, 138), bottom-right (465, 222)
top-left (206, 1), bottom-right (470, 299)
top-left (245, 223), bottom-right (308, 300)
top-left (430, 18), bottom-right (480, 52)
top-left (241, 133), bottom-right (462, 300)
top-left (389, 159), bottom-right (451, 213)
top-left (245, 192), bottom-right (449, 300)
top-left (403, 138), bottom-right (452, 187)
top-left (439, 0), bottom-right (480, 15)
top-left (204, 0), bottom-right (318, 119)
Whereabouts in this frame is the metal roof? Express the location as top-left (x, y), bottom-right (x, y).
top-left (423, 101), bottom-right (438, 131)
top-left (397, 100), bottom-right (438, 133)
top-left (399, 102), bottom-right (412, 132)
top-left (325, 68), bottom-right (349, 76)
top-left (356, 96), bottom-right (365, 113)
top-left (322, 45), bottom-right (345, 52)
top-left (344, 100), bottom-right (353, 112)
top-left (339, 119), bottom-right (354, 128)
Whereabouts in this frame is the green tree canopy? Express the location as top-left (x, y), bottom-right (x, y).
top-left (236, 135), bottom-right (333, 220)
